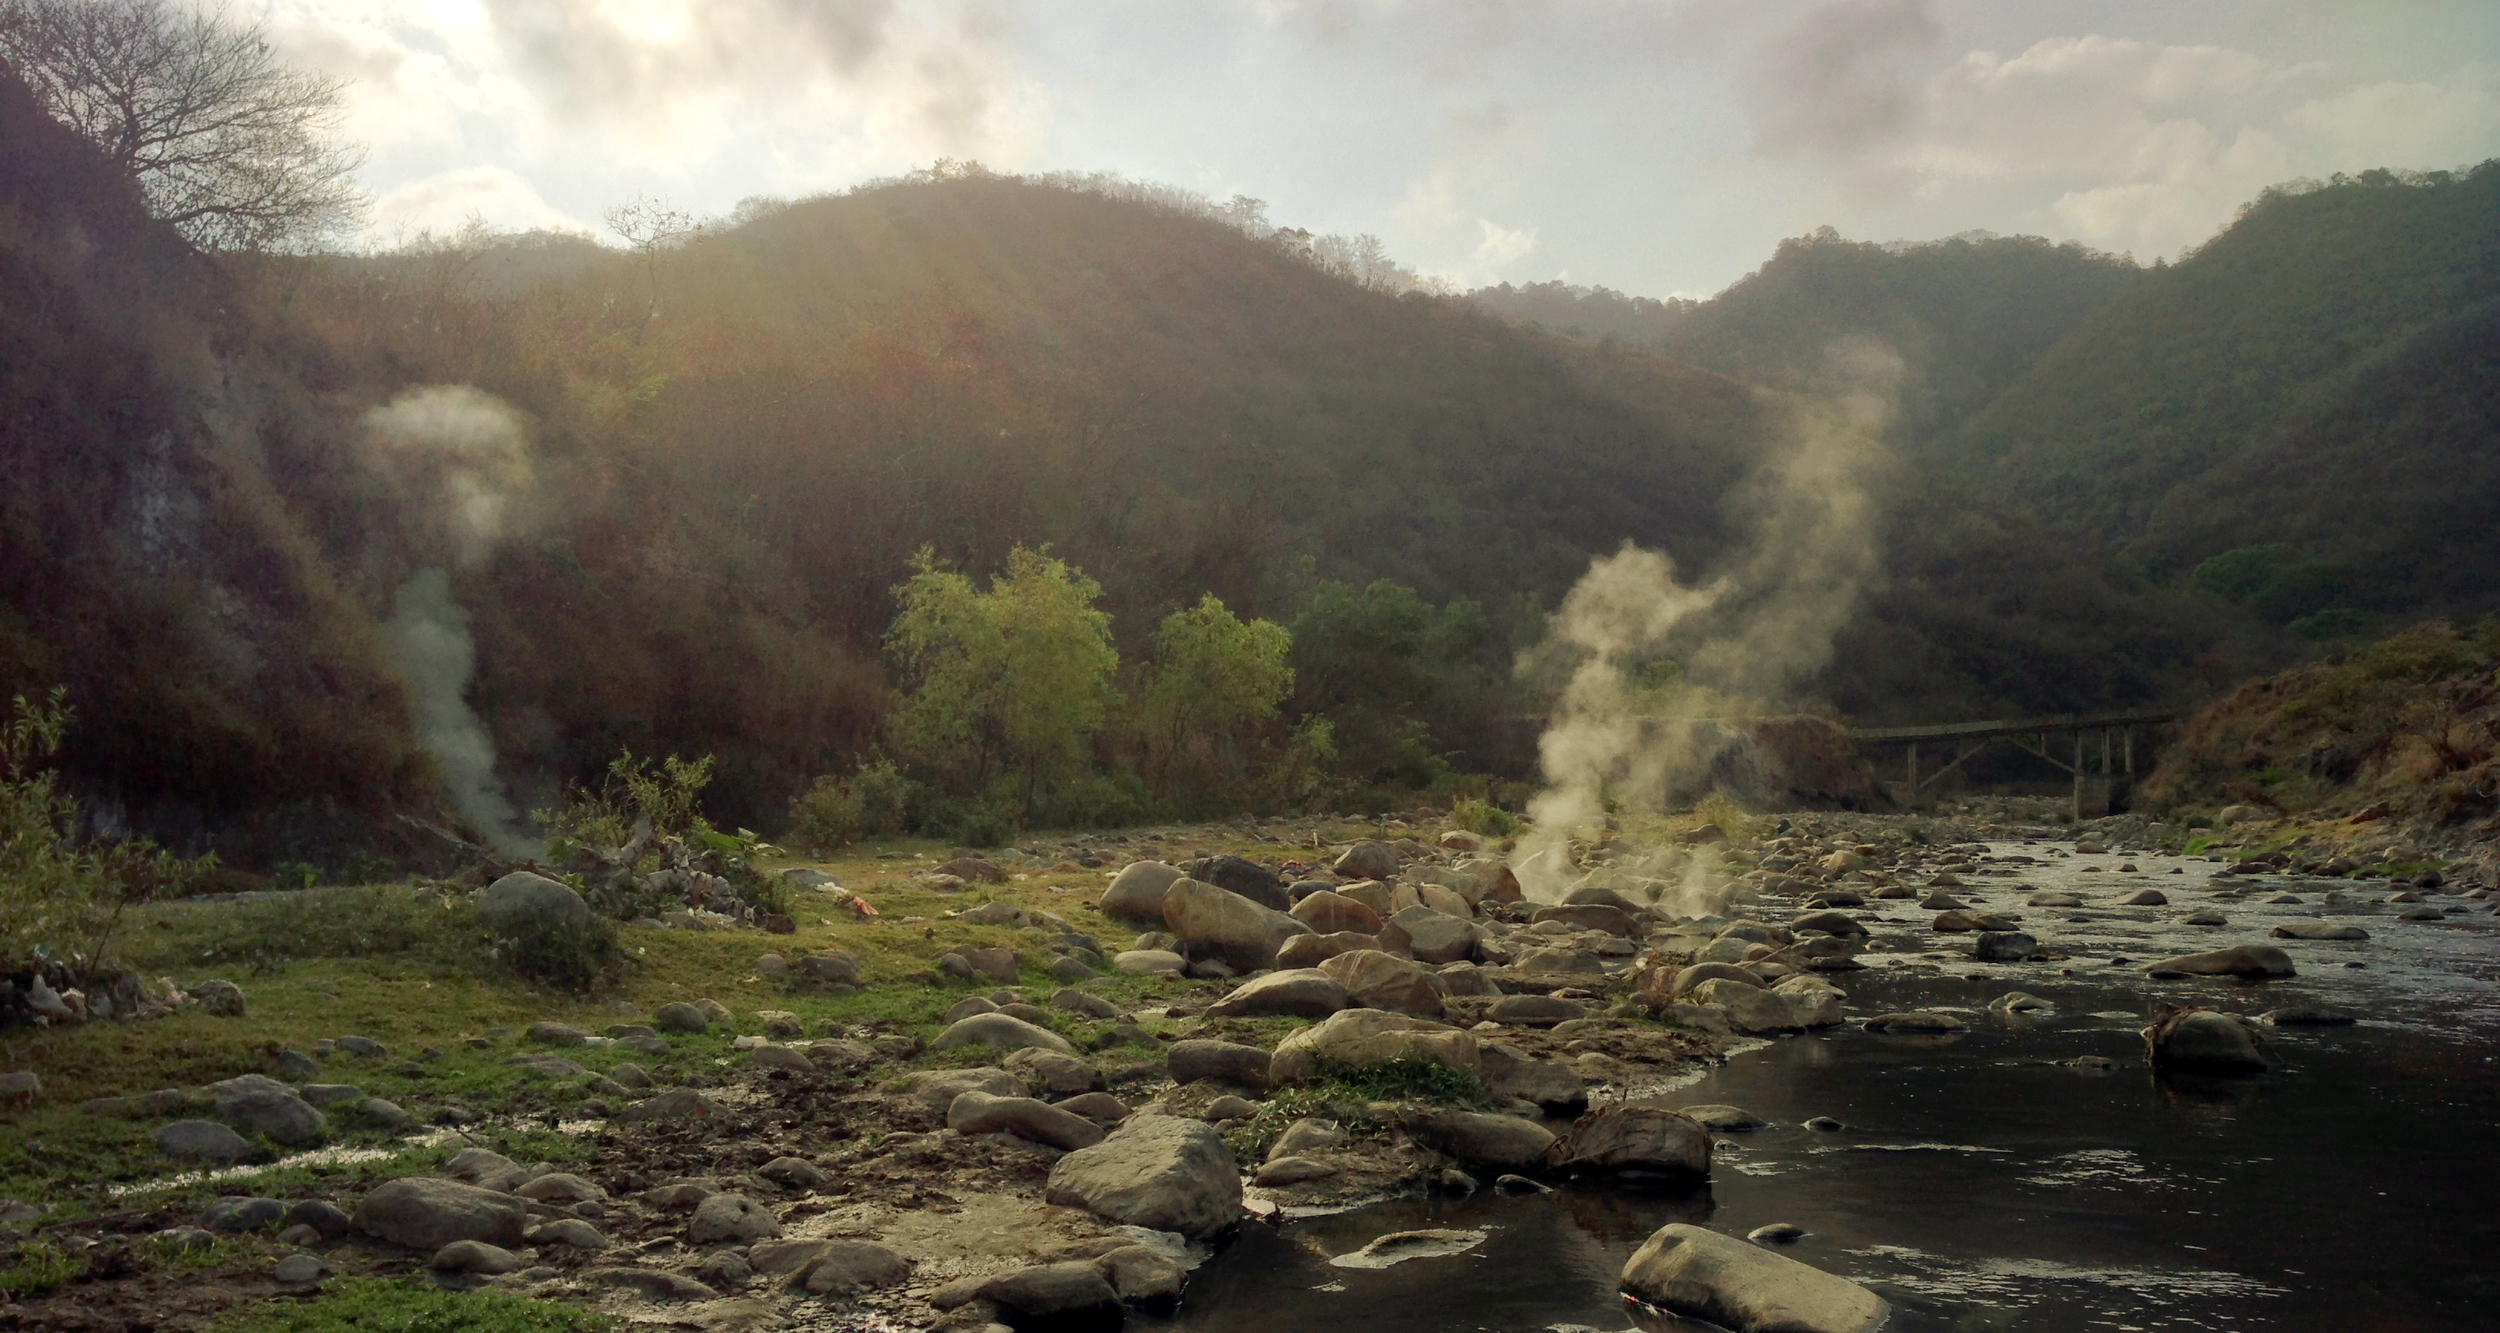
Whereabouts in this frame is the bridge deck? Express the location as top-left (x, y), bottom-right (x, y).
top-left (1852, 711), bottom-right (2175, 744)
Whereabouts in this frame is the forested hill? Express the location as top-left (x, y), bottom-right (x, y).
top-left (1950, 164), bottom-right (2500, 624)
top-left (1472, 231), bottom-right (2144, 444)
top-left (1473, 165), bottom-right (2500, 641)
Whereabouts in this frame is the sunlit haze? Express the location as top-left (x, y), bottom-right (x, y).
top-left (263, 0), bottom-right (2500, 294)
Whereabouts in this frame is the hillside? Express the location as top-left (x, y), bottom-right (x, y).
top-left (1953, 164), bottom-right (2500, 621)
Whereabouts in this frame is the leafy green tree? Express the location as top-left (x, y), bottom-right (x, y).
top-left (1288, 579), bottom-right (1493, 788)
top-left (887, 546), bottom-right (1119, 818)
top-left (1135, 594), bottom-right (1293, 802)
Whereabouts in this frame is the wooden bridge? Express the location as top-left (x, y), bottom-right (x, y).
top-left (1853, 710), bottom-right (2175, 816)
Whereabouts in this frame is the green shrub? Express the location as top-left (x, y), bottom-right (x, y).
top-left (484, 909), bottom-right (626, 994)
top-left (1, 688), bottom-right (214, 975)
top-left (1450, 797), bottom-right (1520, 838)
top-left (786, 757), bottom-right (920, 850)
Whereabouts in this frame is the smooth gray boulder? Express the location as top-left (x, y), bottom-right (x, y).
top-left (1269, 1009), bottom-right (1478, 1084)
top-left (1333, 840), bottom-right (1400, 881)
top-left (1002, 1047), bottom-right (1095, 1096)
top-left (1167, 1040), bottom-right (1270, 1089)
top-left (2143, 1007), bottom-right (2270, 1071)
top-left (2141, 944), bottom-right (2296, 977)
top-left (1201, 854), bottom-right (1290, 911)
top-left (1487, 994), bottom-right (1586, 1027)
top-left (355, 1178), bottom-right (526, 1251)
top-left (432, 1240), bottom-right (523, 1274)
top-left (2271, 922), bottom-right (2370, 941)
top-left (947, 1091), bottom-right (1106, 1151)
top-left (652, 1001), bottom-right (708, 1033)
top-left (982, 1262), bottom-right (1123, 1321)
top-left (1162, 877), bottom-right (1312, 970)
top-left (1548, 1105), bottom-right (1711, 1177)
top-left (479, 872), bottom-right (591, 931)
top-left (1407, 1109), bottom-right (1556, 1168)
top-left (1045, 1114), bottom-right (1243, 1238)
top-left (1102, 861), bottom-right (1187, 922)
top-left (156, 1120), bottom-right (252, 1162)
top-left (1095, 1243), bottom-right (1186, 1305)
top-left (930, 1011), bottom-right (1076, 1056)
top-left (1480, 1042), bottom-right (1587, 1111)
top-left (1290, 890), bottom-right (1383, 935)
top-left (1972, 931), bottom-right (2039, 962)
top-left (1206, 969), bottom-right (1347, 1018)
top-left (216, 1090), bottom-right (327, 1146)
top-left (1379, 906), bottom-right (1477, 964)
top-left (1620, 1223), bottom-right (1888, 1333)
top-left (802, 1241), bottom-right (912, 1294)
top-left (685, 1192), bottom-right (781, 1244)
top-left (904, 1067), bottom-right (1027, 1111)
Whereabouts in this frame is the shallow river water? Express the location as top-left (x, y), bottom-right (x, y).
top-left (1146, 842), bottom-right (2500, 1333)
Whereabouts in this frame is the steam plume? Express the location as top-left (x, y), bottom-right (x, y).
top-left (385, 569), bottom-right (541, 858)
top-left (1511, 344), bottom-right (1900, 905)
top-left (360, 385), bottom-right (537, 569)
top-left (363, 385), bottom-right (544, 857)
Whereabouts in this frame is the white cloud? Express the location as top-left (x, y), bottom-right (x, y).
top-left (1799, 31), bottom-right (2500, 259)
top-left (1474, 218), bottom-right (1538, 267)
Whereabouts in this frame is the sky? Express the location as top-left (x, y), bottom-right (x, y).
top-left (260, 0), bottom-right (2500, 297)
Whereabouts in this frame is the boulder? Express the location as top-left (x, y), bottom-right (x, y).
top-left (758, 1157), bottom-right (827, 1190)
top-left (650, 1000), bottom-right (710, 1030)
top-left (1379, 906), bottom-right (1477, 964)
top-left (2143, 1007), bottom-right (2269, 1071)
top-left (156, 1120), bottom-right (252, 1163)
top-left (1168, 1040), bottom-right (1270, 1090)
top-left (2027, 891), bottom-right (2083, 907)
top-left (904, 1068), bottom-right (1028, 1111)
top-left (1002, 1047), bottom-right (1095, 1096)
top-left (354, 1179), bottom-right (526, 1251)
top-left (1670, 963), bottom-right (1761, 994)
top-left (1512, 946), bottom-right (1605, 974)
top-left (588, 1268), bottom-right (720, 1302)
top-left (1317, 949), bottom-right (1445, 1017)
top-left (216, 1090), bottom-right (327, 1146)
top-left (2141, 945), bottom-right (2296, 978)
top-left (1269, 1009), bottom-right (1478, 1084)
top-left (1052, 987), bottom-right (1125, 1020)
top-left (936, 857), bottom-right (1007, 883)
top-left (1045, 1114), bottom-right (1243, 1238)
top-left (479, 872), bottom-right (592, 931)
top-left (1407, 1109), bottom-right (1556, 1168)
top-left (514, 1173), bottom-right (604, 1204)
top-left (1277, 930), bottom-right (1381, 969)
top-left (1095, 1243), bottom-right (1186, 1305)
top-left (1207, 969), bottom-right (1348, 1018)
top-left (802, 1241), bottom-right (913, 1294)
top-left (685, 1193), bottom-right (781, 1244)
top-left (1162, 878), bottom-right (1311, 970)
top-left (1685, 977), bottom-right (1840, 1034)
top-left (1972, 931), bottom-right (2038, 962)
top-left (947, 1091), bottom-right (1106, 1151)
top-left (962, 946), bottom-right (1021, 982)
top-left (442, 1148), bottom-right (529, 1192)
top-left (1334, 841), bottom-right (1401, 881)
top-left (1487, 994), bottom-right (1587, 1027)
top-left (432, 1240), bottom-right (522, 1275)
top-left (1438, 961), bottom-right (1502, 996)
top-left (1531, 903), bottom-right (1636, 936)
top-left (1101, 862), bottom-right (1187, 921)
top-left (1676, 1104), bottom-right (1769, 1132)
top-left (931, 1012), bottom-right (1076, 1056)
top-left (1456, 859), bottom-right (1524, 903)
top-left (1255, 1156), bottom-right (1340, 1186)
top-left (1620, 1223), bottom-right (1889, 1333)
top-left (1479, 1042), bottom-right (1587, 1111)
top-left (1201, 855), bottom-right (1290, 910)
top-left (2119, 889), bottom-right (2170, 907)
top-left (1337, 879), bottom-right (1396, 917)
top-left (1290, 890), bottom-right (1383, 935)
top-left (797, 951), bottom-right (860, 984)
top-left (1864, 1012), bottom-right (1967, 1033)
top-left (982, 1262), bottom-right (1123, 1322)
top-left (1789, 910), bottom-right (1866, 938)
top-left (2270, 923), bottom-right (2371, 941)
top-left (1114, 949), bottom-right (1188, 974)
top-left (1548, 1105), bottom-right (1711, 1177)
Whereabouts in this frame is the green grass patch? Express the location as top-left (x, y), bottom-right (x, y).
top-left (0, 1235), bottom-right (83, 1300)
top-left (212, 1277), bottom-right (622, 1332)
top-left (1225, 1055), bottom-right (1487, 1165)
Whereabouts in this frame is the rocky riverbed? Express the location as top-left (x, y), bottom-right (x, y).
top-left (5, 804), bottom-right (2492, 1332)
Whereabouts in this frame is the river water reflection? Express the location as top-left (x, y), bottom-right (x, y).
top-left (1149, 842), bottom-right (2500, 1332)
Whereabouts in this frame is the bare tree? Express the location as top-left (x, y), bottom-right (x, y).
top-left (0, 0), bottom-right (365, 250)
